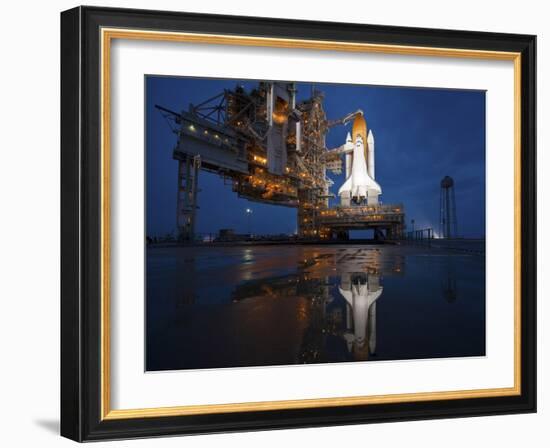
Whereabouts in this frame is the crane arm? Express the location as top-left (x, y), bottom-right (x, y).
top-left (327, 109), bottom-right (363, 128)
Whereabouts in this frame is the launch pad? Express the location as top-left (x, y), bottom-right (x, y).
top-left (318, 204), bottom-right (405, 240)
top-left (156, 81), bottom-right (405, 241)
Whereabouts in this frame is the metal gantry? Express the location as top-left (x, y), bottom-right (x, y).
top-left (156, 81), bottom-right (405, 241)
top-left (176, 155), bottom-right (201, 241)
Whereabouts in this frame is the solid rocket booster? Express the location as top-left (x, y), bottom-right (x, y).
top-left (367, 129), bottom-right (375, 180)
top-left (344, 132), bottom-right (353, 179)
top-left (338, 114), bottom-right (381, 205)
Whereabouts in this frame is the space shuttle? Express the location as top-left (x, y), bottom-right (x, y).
top-left (338, 114), bottom-right (381, 206)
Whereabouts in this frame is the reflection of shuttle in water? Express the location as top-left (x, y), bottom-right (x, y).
top-left (339, 272), bottom-right (382, 360)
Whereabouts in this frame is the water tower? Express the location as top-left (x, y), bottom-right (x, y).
top-left (440, 176), bottom-right (458, 239)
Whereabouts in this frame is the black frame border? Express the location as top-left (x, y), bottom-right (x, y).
top-left (61, 6), bottom-right (536, 442)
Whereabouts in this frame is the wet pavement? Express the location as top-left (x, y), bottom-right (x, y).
top-left (146, 244), bottom-right (485, 371)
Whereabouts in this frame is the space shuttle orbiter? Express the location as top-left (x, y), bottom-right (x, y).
top-left (338, 114), bottom-right (381, 206)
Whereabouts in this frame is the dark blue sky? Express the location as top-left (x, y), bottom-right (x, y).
top-left (146, 77), bottom-right (485, 238)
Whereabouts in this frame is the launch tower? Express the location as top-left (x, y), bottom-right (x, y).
top-left (157, 81), bottom-right (405, 241)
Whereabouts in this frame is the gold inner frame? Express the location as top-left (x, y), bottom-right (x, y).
top-left (100, 27), bottom-right (522, 420)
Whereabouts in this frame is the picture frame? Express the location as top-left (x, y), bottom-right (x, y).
top-left (60, 5), bottom-right (536, 442)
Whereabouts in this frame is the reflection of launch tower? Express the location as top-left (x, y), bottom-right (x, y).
top-left (440, 176), bottom-right (458, 238)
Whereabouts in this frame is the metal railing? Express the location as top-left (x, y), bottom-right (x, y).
top-left (404, 228), bottom-right (434, 245)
